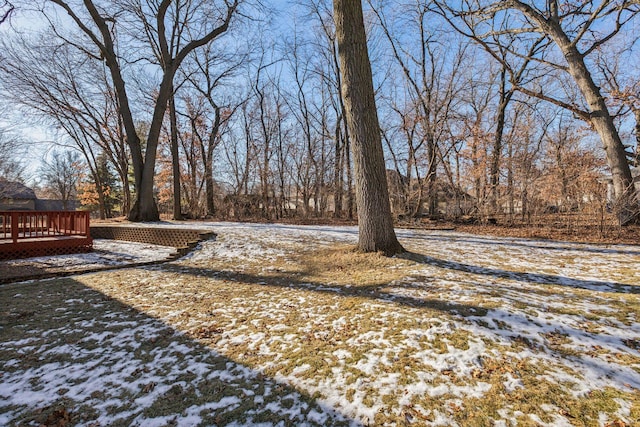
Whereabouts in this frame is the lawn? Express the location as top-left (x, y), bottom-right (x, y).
top-left (1, 222), bottom-right (639, 426)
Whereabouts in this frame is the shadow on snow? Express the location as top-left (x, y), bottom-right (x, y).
top-left (396, 230), bottom-right (640, 257)
top-left (398, 251), bottom-right (638, 294)
top-left (0, 278), bottom-right (359, 426)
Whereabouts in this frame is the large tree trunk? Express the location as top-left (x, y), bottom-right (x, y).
top-left (83, 2), bottom-right (149, 221)
top-left (561, 46), bottom-right (635, 223)
top-left (129, 73), bottom-right (176, 221)
top-left (334, 0), bottom-right (403, 255)
top-left (107, 61), bottom-right (150, 221)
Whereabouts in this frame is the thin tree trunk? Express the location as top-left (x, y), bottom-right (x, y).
top-left (490, 69), bottom-right (510, 218)
top-left (90, 168), bottom-right (107, 220)
top-left (169, 89), bottom-right (183, 220)
top-left (334, 0), bottom-right (403, 255)
top-left (634, 108), bottom-right (640, 167)
top-left (333, 122), bottom-right (344, 217)
top-left (426, 137), bottom-right (438, 217)
top-left (118, 166), bottom-right (131, 216)
top-left (507, 138), bottom-right (514, 224)
top-left (471, 133), bottom-right (482, 214)
top-left (205, 106), bottom-right (221, 216)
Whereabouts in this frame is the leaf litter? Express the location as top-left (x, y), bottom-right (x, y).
top-left (1, 222), bottom-right (639, 426)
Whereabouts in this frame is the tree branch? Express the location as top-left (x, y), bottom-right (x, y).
top-left (0, 0), bottom-right (14, 25)
top-left (513, 84), bottom-right (591, 121)
top-left (175, 0), bottom-right (239, 66)
top-left (582, 5), bottom-right (639, 56)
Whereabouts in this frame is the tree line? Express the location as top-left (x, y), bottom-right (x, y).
top-left (1, 0), bottom-right (638, 228)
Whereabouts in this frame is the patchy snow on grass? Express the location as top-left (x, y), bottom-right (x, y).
top-left (1, 222), bottom-right (639, 426)
top-left (0, 280), bottom-right (353, 426)
top-left (182, 222), bottom-right (358, 269)
top-left (1, 239), bottom-right (176, 273)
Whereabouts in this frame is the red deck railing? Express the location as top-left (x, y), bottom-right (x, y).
top-left (0, 211), bottom-right (92, 259)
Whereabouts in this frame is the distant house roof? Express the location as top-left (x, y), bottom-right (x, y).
top-left (35, 199), bottom-right (79, 211)
top-left (0, 180), bottom-right (37, 200)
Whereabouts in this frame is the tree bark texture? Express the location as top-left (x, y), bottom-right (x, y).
top-left (334, 0), bottom-right (403, 255)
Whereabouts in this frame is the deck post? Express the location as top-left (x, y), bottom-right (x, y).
top-left (11, 211), bottom-right (18, 244)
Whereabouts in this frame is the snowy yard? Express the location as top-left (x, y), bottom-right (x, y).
top-left (1, 222), bottom-right (639, 426)
top-left (0, 240), bottom-right (178, 284)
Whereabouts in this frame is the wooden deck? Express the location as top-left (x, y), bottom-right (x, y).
top-left (0, 211), bottom-right (92, 260)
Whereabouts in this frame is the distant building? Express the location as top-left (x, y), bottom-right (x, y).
top-left (386, 170), bottom-right (476, 218)
top-left (0, 179), bottom-right (78, 211)
top-left (601, 167), bottom-right (640, 205)
top-left (0, 179), bottom-right (37, 210)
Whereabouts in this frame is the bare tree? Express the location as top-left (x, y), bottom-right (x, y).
top-left (252, 68), bottom-right (278, 219)
top-left (32, 0), bottom-right (241, 221)
top-left (436, 0), bottom-right (640, 223)
top-left (172, 106), bottom-right (205, 218)
top-left (39, 150), bottom-right (81, 210)
top-left (370, 1), bottom-right (468, 218)
top-left (304, 0), bottom-right (354, 218)
top-left (167, 84), bottom-right (183, 219)
top-left (457, 64), bottom-right (495, 216)
top-left (596, 44), bottom-right (640, 167)
top-left (282, 28), bottom-right (328, 217)
top-left (220, 101), bottom-right (257, 218)
top-left (0, 34), bottom-right (132, 219)
top-left (334, 0), bottom-right (403, 255)
top-left (182, 41), bottom-right (247, 216)
top-left (175, 93), bottom-right (210, 218)
top-left (0, 123), bottom-right (25, 182)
